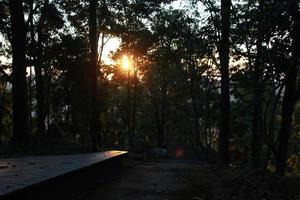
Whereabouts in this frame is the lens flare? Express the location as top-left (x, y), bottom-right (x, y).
top-left (175, 148), bottom-right (184, 157)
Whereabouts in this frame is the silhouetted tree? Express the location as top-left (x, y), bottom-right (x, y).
top-left (276, 0), bottom-right (300, 175)
top-left (219, 0), bottom-right (231, 165)
top-left (8, 0), bottom-right (29, 147)
top-left (251, 0), bottom-right (265, 169)
top-left (89, 0), bottom-right (100, 151)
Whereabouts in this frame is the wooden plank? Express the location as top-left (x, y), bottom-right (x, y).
top-left (0, 150), bottom-right (127, 197)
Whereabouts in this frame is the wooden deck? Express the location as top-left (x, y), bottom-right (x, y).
top-left (0, 150), bottom-right (127, 199)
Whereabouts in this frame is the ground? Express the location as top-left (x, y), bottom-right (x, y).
top-left (86, 160), bottom-right (211, 200)
top-left (81, 159), bottom-right (300, 200)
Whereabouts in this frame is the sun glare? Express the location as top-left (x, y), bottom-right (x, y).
top-left (121, 55), bottom-right (133, 72)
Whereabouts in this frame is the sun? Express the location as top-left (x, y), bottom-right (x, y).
top-left (121, 55), bottom-right (133, 72)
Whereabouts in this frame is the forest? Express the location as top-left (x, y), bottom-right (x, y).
top-left (0, 0), bottom-right (300, 184)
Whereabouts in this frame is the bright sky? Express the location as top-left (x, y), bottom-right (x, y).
top-left (100, 37), bottom-right (121, 65)
top-left (0, 35), bottom-right (11, 65)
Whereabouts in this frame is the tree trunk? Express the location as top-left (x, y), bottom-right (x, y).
top-left (251, 0), bottom-right (264, 169)
top-left (158, 67), bottom-right (167, 148)
top-left (159, 88), bottom-right (167, 147)
top-left (276, 0), bottom-right (300, 174)
top-left (9, 0), bottom-right (29, 147)
top-left (218, 0), bottom-right (231, 165)
top-left (131, 65), bottom-right (138, 147)
top-left (153, 90), bottom-right (161, 146)
top-left (35, 0), bottom-right (49, 136)
top-left (89, 0), bottom-right (100, 151)
top-left (28, 0), bottom-right (34, 136)
top-left (35, 62), bottom-right (45, 136)
top-left (127, 70), bottom-right (133, 148)
top-left (152, 85), bottom-right (167, 148)
top-left (189, 62), bottom-right (201, 147)
top-left (0, 82), bottom-right (8, 145)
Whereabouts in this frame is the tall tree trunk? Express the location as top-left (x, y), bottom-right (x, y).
top-left (159, 85), bottom-right (167, 147)
top-left (152, 84), bottom-right (167, 148)
top-left (127, 70), bottom-right (133, 148)
top-left (158, 65), bottom-right (167, 148)
top-left (189, 58), bottom-right (201, 147)
top-left (9, 0), bottom-right (29, 147)
top-left (28, 0), bottom-right (34, 136)
top-left (153, 89), bottom-right (161, 146)
top-left (35, 58), bottom-right (45, 136)
top-left (276, 0), bottom-right (300, 175)
top-left (0, 82), bottom-right (8, 145)
top-left (218, 0), bottom-right (231, 165)
top-left (89, 0), bottom-right (100, 151)
top-left (131, 65), bottom-right (138, 147)
top-left (251, 0), bottom-right (264, 169)
top-left (28, 67), bottom-right (32, 135)
top-left (35, 0), bottom-right (49, 136)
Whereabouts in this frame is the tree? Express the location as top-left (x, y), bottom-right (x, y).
top-left (276, 0), bottom-right (300, 175)
top-left (0, 81), bottom-right (8, 144)
top-left (26, 0), bottom-right (64, 136)
top-left (35, 0), bottom-right (49, 136)
top-left (218, 0), bottom-right (231, 164)
top-left (8, 0), bottom-right (29, 147)
top-left (251, 0), bottom-right (265, 169)
top-left (89, 0), bottom-right (100, 151)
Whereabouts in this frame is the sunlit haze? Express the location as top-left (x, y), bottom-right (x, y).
top-left (120, 55), bottom-right (133, 72)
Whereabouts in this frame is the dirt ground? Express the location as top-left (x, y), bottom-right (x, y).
top-left (83, 160), bottom-right (211, 200)
top-left (81, 159), bottom-right (300, 200)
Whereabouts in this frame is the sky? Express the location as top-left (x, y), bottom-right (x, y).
top-left (100, 37), bottom-right (121, 65)
top-left (0, 35), bottom-right (11, 65)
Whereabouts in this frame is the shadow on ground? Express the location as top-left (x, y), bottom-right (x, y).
top-left (84, 159), bottom-right (213, 200)
top-left (81, 159), bottom-right (300, 200)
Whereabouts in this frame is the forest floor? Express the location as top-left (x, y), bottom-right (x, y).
top-left (81, 158), bottom-right (300, 200)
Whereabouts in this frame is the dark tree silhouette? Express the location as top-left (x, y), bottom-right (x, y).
top-left (8, 0), bottom-right (29, 147)
top-left (251, 0), bottom-right (265, 169)
top-left (35, 0), bottom-right (49, 136)
top-left (276, 0), bottom-right (300, 175)
top-left (89, 0), bottom-right (100, 151)
top-left (218, 0), bottom-right (231, 165)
